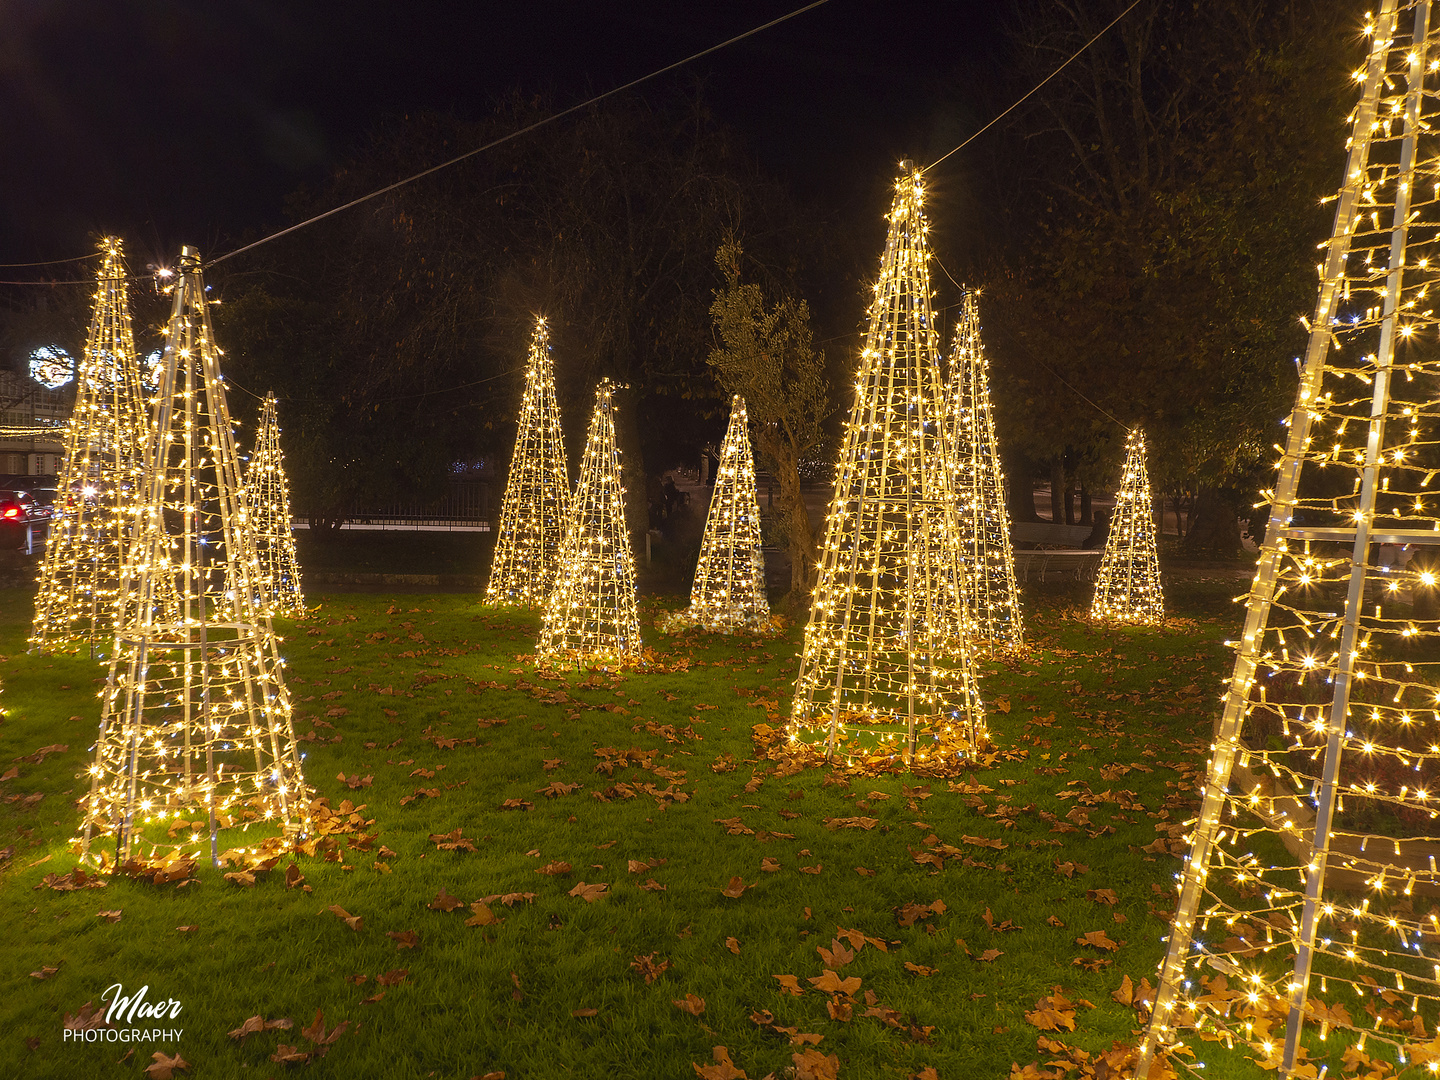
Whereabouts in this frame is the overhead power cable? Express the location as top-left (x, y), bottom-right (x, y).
top-left (207, 0), bottom-right (831, 269)
top-left (923, 0), bottom-right (1146, 174)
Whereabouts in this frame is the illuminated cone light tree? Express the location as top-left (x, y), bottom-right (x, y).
top-left (537, 379), bottom-right (641, 666)
top-left (687, 394), bottom-right (770, 630)
top-left (244, 392), bottom-right (305, 619)
top-left (1137, 6), bottom-right (1440, 1076)
top-left (1089, 429), bottom-right (1163, 624)
top-left (486, 317), bottom-right (570, 606)
top-left (30, 239), bottom-right (150, 652)
top-left (947, 289), bottom-right (1023, 650)
top-left (81, 247), bottom-right (310, 867)
top-left (790, 166), bottom-right (985, 763)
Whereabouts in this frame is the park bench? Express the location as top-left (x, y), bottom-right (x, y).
top-left (1011, 522), bottom-right (1102, 583)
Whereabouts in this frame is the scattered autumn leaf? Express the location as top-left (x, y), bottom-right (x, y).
top-left (429, 887), bottom-right (465, 912)
top-left (568, 881), bottom-right (608, 903)
top-left (721, 876), bottom-right (750, 899)
top-left (327, 905), bottom-right (362, 932)
top-left (674, 993), bottom-right (706, 1016)
top-left (144, 1051), bottom-right (190, 1079)
top-left (808, 970), bottom-right (861, 995)
top-left (725, 937), bottom-right (741, 954)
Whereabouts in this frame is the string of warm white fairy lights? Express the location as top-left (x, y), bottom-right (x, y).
top-left (536, 378), bottom-right (642, 668)
top-left (486, 317), bottom-right (571, 607)
top-left (244, 392), bottom-right (306, 620)
top-left (947, 289), bottom-right (1024, 651)
top-left (29, 239), bottom-right (150, 654)
top-left (789, 165), bottom-right (985, 766)
top-left (1090, 429), bottom-right (1163, 625)
top-left (685, 394), bottom-right (771, 632)
top-left (1137, 5), bottom-right (1440, 1077)
top-left (80, 246), bottom-right (310, 869)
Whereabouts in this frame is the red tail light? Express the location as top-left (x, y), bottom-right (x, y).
top-left (1, 507), bottom-right (18, 519)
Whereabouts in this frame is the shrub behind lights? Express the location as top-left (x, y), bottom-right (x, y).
top-left (80, 247), bottom-right (310, 869)
top-left (1090, 429), bottom-right (1163, 624)
top-left (947, 289), bottom-right (1023, 651)
top-left (537, 379), bottom-right (641, 667)
top-left (790, 166), bottom-right (985, 765)
top-left (1137, 8), bottom-right (1440, 1077)
top-left (486, 317), bottom-right (570, 606)
top-left (686, 394), bottom-right (770, 631)
top-left (30, 239), bottom-right (149, 653)
top-left (244, 392), bottom-right (305, 619)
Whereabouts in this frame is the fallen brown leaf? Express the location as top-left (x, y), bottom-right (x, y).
top-left (673, 993), bottom-right (706, 1016)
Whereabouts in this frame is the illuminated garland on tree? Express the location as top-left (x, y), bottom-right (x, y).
top-left (536, 379), bottom-right (641, 667)
top-left (1089, 429), bottom-right (1163, 624)
top-left (947, 289), bottom-right (1023, 651)
top-left (80, 247), bottom-right (310, 869)
top-left (1136, 7), bottom-right (1440, 1077)
top-left (486, 317), bottom-right (570, 606)
top-left (790, 166), bottom-right (985, 765)
top-left (244, 392), bottom-right (305, 619)
top-left (30, 239), bottom-right (149, 653)
top-left (684, 394), bottom-right (770, 631)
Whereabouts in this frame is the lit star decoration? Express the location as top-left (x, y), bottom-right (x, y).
top-left (536, 378), bottom-right (641, 668)
top-left (243, 392), bottom-right (306, 619)
top-left (1089, 429), bottom-right (1163, 624)
top-left (789, 165), bottom-right (985, 766)
top-left (30, 238), bottom-right (151, 653)
top-left (677, 394), bottom-right (773, 633)
top-left (80, 247), bottom-right (311, 869)
top-left (947, 289), bottom-right (1024, 651)
top-left (486, 316), bottom-right (571, 606)
top-left (1137, 8), bottom-right (1440, 1078)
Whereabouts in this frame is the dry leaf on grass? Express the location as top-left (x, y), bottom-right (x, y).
top-left (725, 937), bottom-right (741, 954)
top-left (144, 1051), bottom-right (190, 1079)
top-left (792, 1048), bottom-right (840, 1080)
top-left (774, 974), bottom-right (804, 996)
top-left (387, 930), bottom-right (419, 949)
top-left (721, 876), bottom-right (750, 898)
top-left (568, 881), bottom-right (608, 902)
top-left (327, 905), bottom-right (362, 932)
top-left (572, 1007), bottom-right (598, 1018)
top-left (1075, 930), bottom-right (1121, 952)
top-left (270, 1044), bottom-right (309, 1064)
top-left (376, 969), bottom-right (408, 986)
top-left (761, 857), bottom-right (781, 872)
top-left (429, 887), bottom-right (465, 912)
top-left (904, 962), bottom-right (934, 977)
top-left (808, 970), bottom-right (861, 995)
top-left (537, 861), bottom-right (573, 877)
top-left (630, 953), bottom-right (671, 984)
top-left (693, 1045), bottom-right (747, 1080)
top-left (466, 902), bottom-right (502, 927)
top-left (29, 965), bottom-right (60, 980)
top-left (673, 993), bottom-right (706, 1016)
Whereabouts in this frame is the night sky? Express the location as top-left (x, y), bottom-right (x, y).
top-left (0, 0), bottom-right (1008, 271)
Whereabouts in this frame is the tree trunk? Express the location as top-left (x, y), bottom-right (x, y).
top-left (1063, 482), bottom-right (1076, 525)
top-left (1183, 485), bottom-right (1242, 556)
top-left (1049, 459), bottom-right (1066, 524)
top-left (614, 387), bottom-right (651, 560)
top-left (1004, 449), bottom-right (1041, 522)
top-left (1079, 482), bottom-right (1092, 526)
top-left (758, 429), bottom-right (817, 598)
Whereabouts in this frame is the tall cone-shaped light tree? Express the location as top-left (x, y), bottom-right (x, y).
top-left (790, 166), bottom-right (985, 765)
top-left (80, 247), bottom-right (310, 869)
top-left (537, 379), bottom-right (641, 667)
top-left (947, 289), bottom-right (1023, 650)
top-left (688, 394), bottom-right (769, 630)
top-left (486, 317), bottom-right (570, 606)
top-left (1089, 429), bottom-right (1163, 623)
top-left (244, 393), bottom-right (305, 619)
top-left (1136, 6), bottom-right (1440, 1077)
top-left (30, 238), bottom-right (150, 652)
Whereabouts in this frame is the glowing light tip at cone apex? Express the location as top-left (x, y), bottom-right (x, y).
top-left (486, 316), bottom-right (571, 607)
top-left (791, 168), bottom-right (985, 760)
top-left (80, 248), bottom-right (311, 867)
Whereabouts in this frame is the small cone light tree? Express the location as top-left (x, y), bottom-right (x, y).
top-left (1137, 7), bottom-right (1440, 1077)
top-left (687, 394), bottom-right (770, 630)
top-left (244, 393), bottom-right (305, 619)
top-left (947, 289), bottom-right (1023, 650)
top-left (790, 166), bottom-right (985, 764)
top-left (30, 238), bottom-right (150, 652)
top-left (81, 247), bottom-right (310, 869)
top-left (537, 379), bottom-right (641, 666)
top-left (486, 317), bottom-right (570, 606)
top-left (1089, 429), bottom-right (1163, 623)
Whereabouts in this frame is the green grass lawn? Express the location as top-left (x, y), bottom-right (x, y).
top-left (0, 580), bottom-right (1241, 1080)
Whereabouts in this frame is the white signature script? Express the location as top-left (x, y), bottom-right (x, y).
top-left (102, 983), bottom-right (183, 1024)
